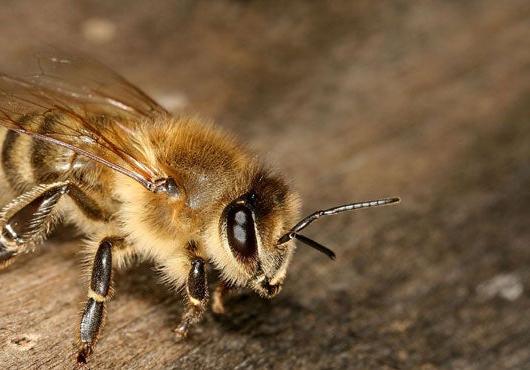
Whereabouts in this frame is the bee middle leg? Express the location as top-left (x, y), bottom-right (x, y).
top-left (76, 237), bottom-right (124, 366)
top-left (174, 257), bottom-right (208, 339)
top-left (0, 182), bottom-right (69, 268)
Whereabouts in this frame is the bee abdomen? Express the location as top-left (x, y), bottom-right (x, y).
top-left (1, 123), bottom-right (37, 194)
top-left (0, 114), bottom-right (113, 223)
top-left (31, 114), bottom-right (82, 184)
top-left (1, 115), bottom-right (66, 191)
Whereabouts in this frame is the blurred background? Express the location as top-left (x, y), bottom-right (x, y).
top-left (0, 1), bottom-right (528, 369)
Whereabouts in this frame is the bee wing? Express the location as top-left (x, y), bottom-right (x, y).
top-left (0, 56), bottom-right (168, 191)
top-left (30, 52), bottom-right (169, 121)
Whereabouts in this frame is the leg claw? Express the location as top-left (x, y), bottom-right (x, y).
top-left (174, 325), bottom-right (188, 341)
top-left (75, 345), bottom-right (91, 369)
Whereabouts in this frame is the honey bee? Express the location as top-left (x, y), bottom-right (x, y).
top-left (0, 54), bottom-right (399, 367)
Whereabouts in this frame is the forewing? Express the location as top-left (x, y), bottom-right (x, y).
top-left (0, 58), bottom-right (165, 190)
top-left (31, 52), bottom-right (169, 121)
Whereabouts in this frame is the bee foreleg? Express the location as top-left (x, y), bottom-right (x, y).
top-left (77, 237), bottom-right (118, 366)
top-left (174, 257), bottom-right (208, 339)
top-left (0, 182), bottom-right (69, 268)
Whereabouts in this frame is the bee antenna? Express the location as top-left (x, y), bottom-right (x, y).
top-left (292, 233), bottom-right (336, 260)
top-left (277, 197), bottom-right (400, 259)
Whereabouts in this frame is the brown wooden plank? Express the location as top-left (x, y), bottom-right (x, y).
top-left (0, 1), bottom-right (529, 369)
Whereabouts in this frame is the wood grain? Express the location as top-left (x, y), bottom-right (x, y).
top-left (0, 1), bottom-right (529, 369)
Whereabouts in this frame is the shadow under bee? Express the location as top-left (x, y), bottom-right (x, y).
top-left (114, 263), bottom-right (315, 338)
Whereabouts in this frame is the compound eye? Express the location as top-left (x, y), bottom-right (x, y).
top-left (226, 204), bottom-right (257, 259)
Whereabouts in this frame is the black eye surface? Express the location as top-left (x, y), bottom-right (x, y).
top-left (226, 204), bottom-right (257, 259)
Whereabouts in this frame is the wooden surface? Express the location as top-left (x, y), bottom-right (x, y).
top-left (1, 1), bottom-right (529, 369)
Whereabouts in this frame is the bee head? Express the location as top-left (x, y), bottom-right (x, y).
top-left (208, 169), bottom-right (400, 299)
top-left (213, 172), bottom-right (300, 298)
